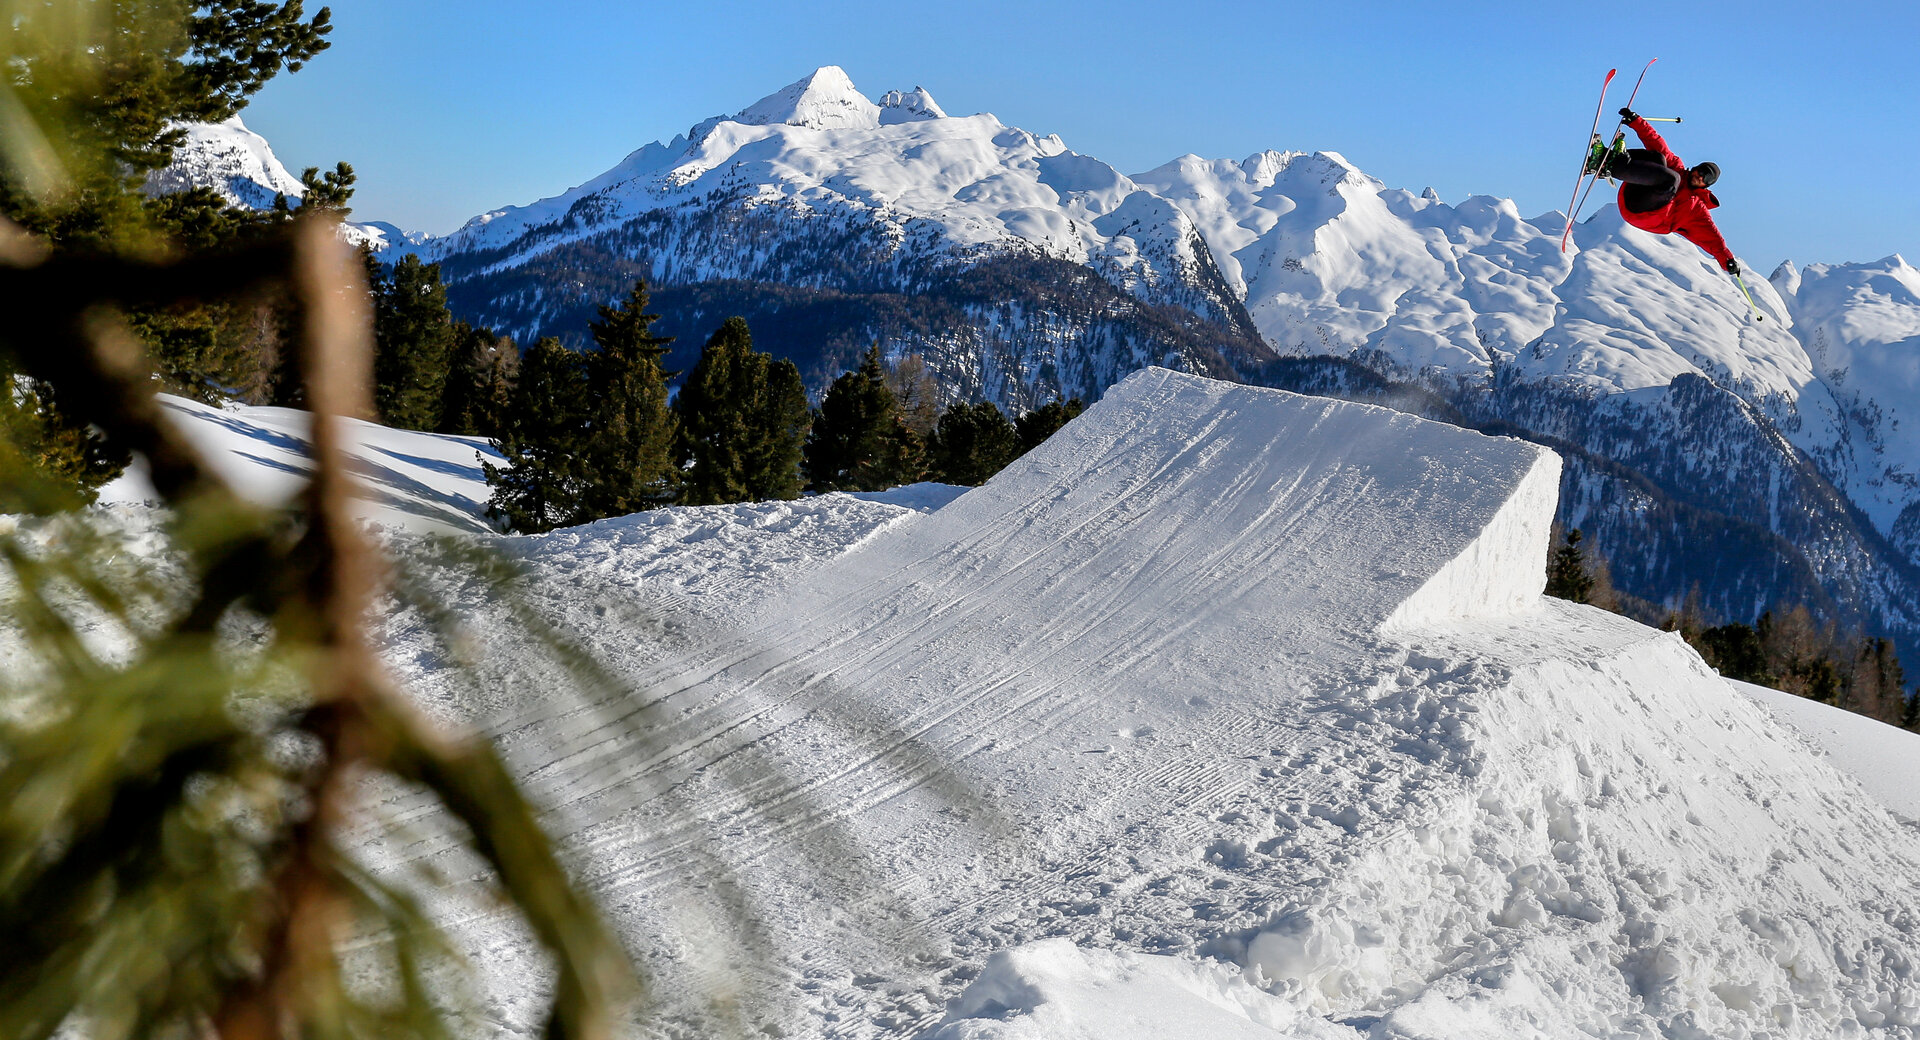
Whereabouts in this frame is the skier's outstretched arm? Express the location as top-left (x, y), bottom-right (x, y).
top-left (1682, 217), bottom-right (1736, 272)
top-left (1620, 109), bottom-right (1683, 170)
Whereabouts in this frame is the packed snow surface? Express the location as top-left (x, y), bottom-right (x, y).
top-left (314, 369), bottom-right (1920, 1039)
top-left (1732, 678), bottom-right (1920, 822)
top-left (98, 394), bottom-right (500, 534)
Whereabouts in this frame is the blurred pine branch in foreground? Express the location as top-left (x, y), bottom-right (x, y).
top-left (0, 195), bottom-right (636, 1040)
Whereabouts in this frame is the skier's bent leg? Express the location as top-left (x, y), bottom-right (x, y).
top-left (1615, 150), bottom-right (1681, 213)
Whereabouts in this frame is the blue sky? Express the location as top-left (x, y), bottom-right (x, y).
top-left (241, 0), bottom-right (1920, 268)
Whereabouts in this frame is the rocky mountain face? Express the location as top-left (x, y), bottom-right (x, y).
top-left (158, 68), bottom-right (1920, 659)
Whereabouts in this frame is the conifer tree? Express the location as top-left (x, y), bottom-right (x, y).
top-left (1848, 636), bottom-right (1907, 723)
top-left (1015, 397), bottom-right (1086, 455)
top-left (485, 337), bottom-right (591, 533)
top-left (748, 357), bottom-right (811, 501)
top-left (372, 253), bottom-right (456, 429)
top-left (440, 321), bottom-right (519, 437)
top-left (1545, 528), bottom-right (1597, 604)
top-left (674, 317), bottom-right (809, 505)
top-left (0, 366), bottom-right (127, 511)
top-left (675, 318), bottom-right (756, 506)
top-left (582, 280), bottom-right (678, 516)
top-left (1697, 624), bottom-right (1773, 685)
top-left (928, 400), bottom-right (1020, 486)
top-left (804, 344), bottom-right (922, 493)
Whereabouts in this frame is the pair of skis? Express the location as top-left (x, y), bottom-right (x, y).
top-left (1559, 58), bottom-right (1656, 253)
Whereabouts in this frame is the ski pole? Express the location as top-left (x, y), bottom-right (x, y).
top-left (1640, 116), bottom-right (1684, 123)
top-left (1732, 271), bottom-right (1766, 323)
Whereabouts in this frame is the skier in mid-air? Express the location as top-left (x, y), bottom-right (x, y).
top-left (1590, 107), bottom-right (1738, 275)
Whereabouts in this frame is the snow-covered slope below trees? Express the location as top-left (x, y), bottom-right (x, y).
top-left (97, 394), bottom-right (502, 535)
top-left (351, 370), bottom-right (1920, 1039)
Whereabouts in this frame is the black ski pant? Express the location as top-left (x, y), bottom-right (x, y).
top-left (1615, 149), bottom-right (1682, 214)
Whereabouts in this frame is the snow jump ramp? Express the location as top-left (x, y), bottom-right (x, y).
top-left (420, 368), bottom-right (1920, 1039)
top-left (810, 365), bottom-right (1563, 641)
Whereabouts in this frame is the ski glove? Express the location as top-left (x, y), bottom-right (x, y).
top-left (1618, 107), bottom-right (1639, 124)
top-left (1724, 258), bottom-right (1741, 276)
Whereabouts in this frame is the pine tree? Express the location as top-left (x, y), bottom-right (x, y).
top-left (484, 338), bottom-right (591, 533)
top-left (675, 318), bottom-right (756, 505)
top-left (804, 344), bottom-right (922, 493)
top-left (372, 253), bottom-right (456, 430)
top-left (440, 322), bottom-right (519, 437)
top-left (1697, 624), bottom-right (1773, 685)
top-left (0, 3), bottom-right (344, 509)
top-left (928, 400), bottom-right (1020, 486)
top-left (581, 280), bottom-right (678, 516)
top-left (748, 357), bottom-right (811, 501)
top-left (1015, 397), bottom-right (1086, 455)
top-left (1847, 637), bottom-right (1907, 724)
top-left (674, 317), bottom-right (809, 505)
top-left (1545, 528), bottom-right (1597, 604)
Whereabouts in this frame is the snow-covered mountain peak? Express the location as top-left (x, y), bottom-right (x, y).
top-left (730, 65), bottom-right (881, 132)
top-left (1239, 148), bottom-right (1306, 186)
top-left (144, 115), bottom-right (304, 210)
top-left (878, 86), bottom-right (946, 124)
top-left (142, 115), bottom-right (404, 251)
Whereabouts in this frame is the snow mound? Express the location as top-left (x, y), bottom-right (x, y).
top-left (880, 367), bottom-right (1558, 640)
top-left (928, 938), bottom-right (1305, 1039)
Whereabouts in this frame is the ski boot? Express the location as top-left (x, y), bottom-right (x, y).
top-left (1583, 133), bottom-right (1629, 180)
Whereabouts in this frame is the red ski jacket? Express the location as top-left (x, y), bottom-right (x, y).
top-left (1617, 116), bottom-right (1733, 267)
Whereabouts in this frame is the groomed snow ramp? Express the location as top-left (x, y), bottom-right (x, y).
top-left (891, 367), bottom-right (1561, 638)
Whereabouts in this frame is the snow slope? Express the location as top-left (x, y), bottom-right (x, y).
top-left (344, 369), bottom-right (1920, 1039)
top-left (1773, 255), bottom-right (1920, 550)
top-left (1732, 677), bottom-right (1920, 822)
top-left (98, 394), bottom-right (501, 535)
